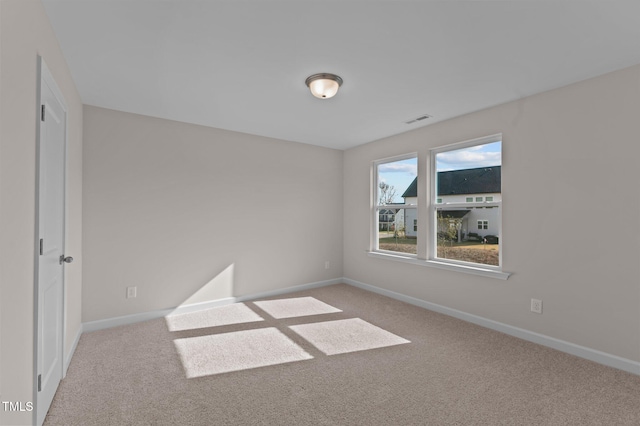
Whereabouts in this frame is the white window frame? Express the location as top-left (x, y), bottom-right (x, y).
top-left (372, 153), bottom-right (418, 257)
top-left (368, 137), bottom-right (510, 280)
top-left (429, 134), bottom-right (503, 271)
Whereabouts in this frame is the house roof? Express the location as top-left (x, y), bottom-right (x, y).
top-left (401, 179), bottom-right (418, 198)
top-left (402, 166), bottom-right (501, 198)
top-left (379, 208), bottom-right (400, 214)
top-left (439, 166), bottom-right (501, 195)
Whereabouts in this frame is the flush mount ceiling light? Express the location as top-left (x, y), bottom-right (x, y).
top-left (305, 73), bottom-right (343, 99)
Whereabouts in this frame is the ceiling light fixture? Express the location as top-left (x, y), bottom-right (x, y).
top-left (305, 73), bottom-right (343, 99)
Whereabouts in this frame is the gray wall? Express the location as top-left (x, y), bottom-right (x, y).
top-left (0, 1), bottom-right (83, 425)
top-left (344, 64), bottom-right (640, 363)
top-left (82, 106), bottom-right (343, 322)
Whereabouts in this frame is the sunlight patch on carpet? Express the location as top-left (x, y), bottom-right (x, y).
top-left (165, 303), bottom-right (264, 332)
top-left (253, 296), bottom-right (342, 319)
top-left (289, 318), bottom-right (410, 355)
top-left (174, 327), bottom-right (313, 378)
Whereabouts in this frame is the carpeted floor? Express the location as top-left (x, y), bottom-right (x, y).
top-left (45, 284), bottom-right (640, 425)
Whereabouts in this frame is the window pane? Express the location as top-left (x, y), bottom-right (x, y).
top-left (436, 210), bottom-right (498, 266)
top-left (435, 140), bottom-right (501, 267)
top-left (376, 157), bottom-right (417, 255)
top-left (377, 158), bottom-right (417, 205)
top-left (378, 208), bottom-right (417, 254)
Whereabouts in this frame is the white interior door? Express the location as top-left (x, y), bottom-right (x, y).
top-left (35, 58), bottom-right (67, 426)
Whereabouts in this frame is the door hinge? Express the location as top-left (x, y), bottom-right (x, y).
top-left (39, 239), bottom-right (44, 255)
top-left (38, 374), bottom-right (42, 392)
top-left (41, 104), bottom-right (46, 121)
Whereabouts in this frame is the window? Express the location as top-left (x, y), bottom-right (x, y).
top-left (369, 134), bottom-right (507, 279)
top-left (431, 135), bottom-right (502, 268)
top-left (373, 155), bottom-right (417, 255)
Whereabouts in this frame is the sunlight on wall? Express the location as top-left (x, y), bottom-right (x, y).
top-left (179, 264), bottom-right (235, 306)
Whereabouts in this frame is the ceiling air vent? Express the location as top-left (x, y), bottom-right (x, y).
top-left (405, 114), bottom-right (431, 125)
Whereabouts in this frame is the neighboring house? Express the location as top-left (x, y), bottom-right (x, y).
top-left (378, 204), bottom-right (405, 233)
top-left (400, 179), bottom-right (419, 238)
top-left (378, 208), bottom-right (395, 231)
top-left (401, 166), bottom-right (501, 240)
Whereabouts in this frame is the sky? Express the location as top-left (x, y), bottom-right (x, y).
top-left (378, 158), bottom-right (417, 203)
top-left (378, 141), bottom-right (501, 203)
top-left (436, 141), bottom-right (502, 172)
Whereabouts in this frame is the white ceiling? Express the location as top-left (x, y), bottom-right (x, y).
top-left (42, 0), bottom-right (640, 150)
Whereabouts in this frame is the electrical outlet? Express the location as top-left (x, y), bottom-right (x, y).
top-left (127, 286), bottom-right (137, 299)
top-left (531, 298), bottom-right (542, 314)
top-left (325, 261), bottom-right (330, 269)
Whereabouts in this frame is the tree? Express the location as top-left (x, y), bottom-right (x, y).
top-left (378, 182), bottom-right (397, 205)
top-left (436, 213), bottom-right (458, 259)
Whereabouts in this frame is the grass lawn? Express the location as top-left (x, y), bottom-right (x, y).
top-left (438, 242), bottom-right (498, 266)
top-left (378, 236), bottom-right (499, 265)
top-left (378, 236), bottom-right (417, 254)
top-left (379, 237), bottom-right (417, 245)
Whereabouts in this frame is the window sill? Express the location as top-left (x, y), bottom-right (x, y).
top-left (367, 251), bottom-right (511, 280)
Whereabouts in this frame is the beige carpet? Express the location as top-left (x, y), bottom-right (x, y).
top-left (45, 284), bottom-right (640, 425)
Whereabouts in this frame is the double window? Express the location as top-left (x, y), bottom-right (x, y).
top-left (372, 134), bottom-right (503, 273)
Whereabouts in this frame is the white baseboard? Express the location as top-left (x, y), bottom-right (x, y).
top-left (63, 325), bottom-right (82, 377)
top-left (83, 308), bottom-right (175, 333)
top-left (167, 297), bottom-right (238, 316)
top-left (343, 277), bottom-right (640, 376)
top-left (83, 278), bottom-right (342, 333)
top-left (233, 278), bottom-right (342, 303)
top-left (79, 276), bottom-right (639, 376)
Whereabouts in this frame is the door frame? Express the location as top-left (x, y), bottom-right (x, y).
top-left (33, 55), bottom-right (68, 426)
